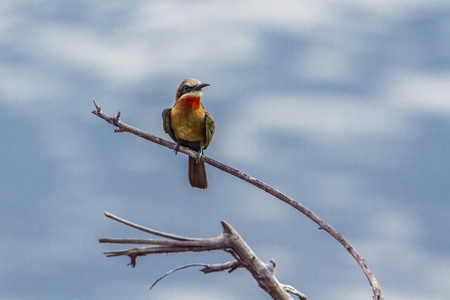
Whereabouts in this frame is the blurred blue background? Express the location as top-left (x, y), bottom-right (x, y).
top-left (1, 1), bottom-right (449, 299)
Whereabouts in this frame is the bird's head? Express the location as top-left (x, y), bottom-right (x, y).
top-left (175, 78), bottom-right (210, 103)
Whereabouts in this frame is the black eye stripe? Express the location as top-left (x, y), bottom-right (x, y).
top-left (178, 85), bottom-right (195, 98)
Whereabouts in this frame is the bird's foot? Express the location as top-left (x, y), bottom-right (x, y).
top-left (174, 142), bottom-right (181, 155)
top-left (195, 150), bottom-right (203, 163)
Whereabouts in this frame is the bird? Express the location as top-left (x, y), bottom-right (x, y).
top-left (162, 78), bottom-right (215, 189)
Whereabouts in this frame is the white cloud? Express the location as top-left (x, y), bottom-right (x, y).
top-left (0, 63), bottom-right (64, 103)
top-left (35, 25), bottom-right (153, 82)
top-left (332, 0), bottom-right (448, 17)
top-left (137, 0), bottom-right (336, 30)
top-left (222, 92), bottom-right (414, 164)
top-left (388, 71), bottom-right (450, 116)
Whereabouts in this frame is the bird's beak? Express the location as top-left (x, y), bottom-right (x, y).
top-left (194, 83), bottom-right (210, 91)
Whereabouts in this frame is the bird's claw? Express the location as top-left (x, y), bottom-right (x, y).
top-left (195, 151), bottom-right (203, 163)
top-left (174, 142), bottom-right (181, 155)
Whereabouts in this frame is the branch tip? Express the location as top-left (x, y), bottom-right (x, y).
top-left (113, 111), bottom-right (121, 124)
top-left (220, 220), bottom-right (233, 234)
top-left (128, 255), bottom-right (137, 268)
top-left (104, 211), bottom-right (115, 220)
top-left (93, 100), bottom-right (101, 112)
top-left (283, 284), bottom-right (307, 300)
top-left (269, 259), bottom-right (276, 270)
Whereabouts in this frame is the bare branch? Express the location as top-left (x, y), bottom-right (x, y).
top-left (93, 103), bottom-right (383, 300)
top-left (101, 213), bottom-right (297, 300)
top-left (200, 260), bottom-right (244, 274)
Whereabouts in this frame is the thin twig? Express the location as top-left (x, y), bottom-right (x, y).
top-left (104, 211), bottom-right (201, 241)
top-left (149, 263), bottom-right (209, 291)
top-left (92, 102), bottom-right (383, 300)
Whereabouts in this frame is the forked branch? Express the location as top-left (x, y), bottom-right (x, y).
top-left (92, 102), bottom-right (383, 300)
top-left (100, 212), bottom-right (306, 300)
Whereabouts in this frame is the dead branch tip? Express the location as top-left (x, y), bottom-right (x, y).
top-left (267, 259), bottom-right (276, 272)
top-left (128, 255), bottom-right (137, 268)
top-left (283, 284), bottom-right (307, 300)
top-left (93, 100), bottom-right (100, 110)
top-left (220, 220), bottom-right (234, 234)
top-left (113, 111), bottom-right (121, 124)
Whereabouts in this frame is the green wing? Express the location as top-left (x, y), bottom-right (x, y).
top-left (203, 111), bottom-right (215, 150)
top-left (162, 108), bottom-right (177, 142)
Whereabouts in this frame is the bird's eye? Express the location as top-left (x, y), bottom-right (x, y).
top-left (183, 85), bottom-right (190, 92)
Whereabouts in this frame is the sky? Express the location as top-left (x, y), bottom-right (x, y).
top-left (1, 0), bottom-right (450, 299)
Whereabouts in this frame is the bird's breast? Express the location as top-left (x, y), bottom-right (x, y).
top-left (170, 104), bottom-right (206, 142)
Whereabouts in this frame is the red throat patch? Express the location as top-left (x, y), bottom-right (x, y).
top-left (181, 95), bottom-right (201, 109)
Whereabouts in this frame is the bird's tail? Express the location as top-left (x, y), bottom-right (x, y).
top-left (188, 156), bottom-right (208, 189)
